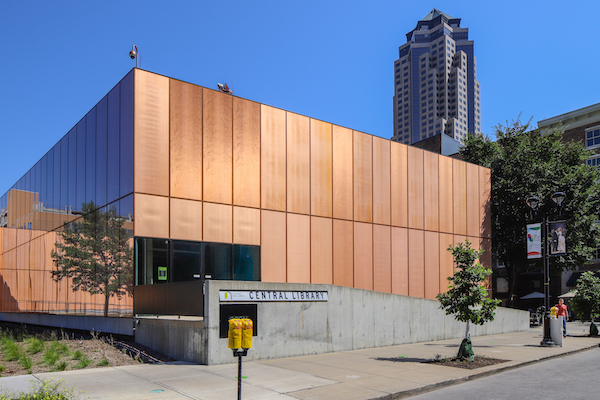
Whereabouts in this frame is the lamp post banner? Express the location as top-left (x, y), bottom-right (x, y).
top-left (527, 223), bottom-right (542, 259)
top-left (550, 220), bottom-right (567, 255)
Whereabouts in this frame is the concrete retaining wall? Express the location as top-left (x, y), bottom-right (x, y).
top-left (205, 281), bottom-right (529, 365)
top-left (134, 318), bottom-right (207, 364)
top-left (0, 312), bottom-right (134, 336)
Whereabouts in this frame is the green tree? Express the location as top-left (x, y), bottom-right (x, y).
top-left (571, 271), bottom-right (600, 335)
top-left (51, 202), bottom-right (133, 317)
top-left (460, 120), bottom-right (600, 306)
top-left (437, 241), bottom-right (500, 360)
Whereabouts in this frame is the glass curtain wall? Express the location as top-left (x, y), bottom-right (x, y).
top-left (0, 70), bottom-right (135, 317)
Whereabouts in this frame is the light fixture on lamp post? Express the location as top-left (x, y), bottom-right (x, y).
top-left (129, 45), bottom-right (139, 68)
top-left (526, 191), bottom-right (566, 347)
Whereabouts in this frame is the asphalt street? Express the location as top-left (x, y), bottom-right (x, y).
top-left (407, 347), bottom-right (600, 400)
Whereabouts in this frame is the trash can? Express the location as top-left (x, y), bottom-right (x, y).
top-left (550, 316), bottom-right (563, 346)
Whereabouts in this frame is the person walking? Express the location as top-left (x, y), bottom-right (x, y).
top-left (556, 298), bottom-right (568, 337)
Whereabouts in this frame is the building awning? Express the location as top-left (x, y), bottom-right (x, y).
top-left (566, 271), bottom-right (600, 287)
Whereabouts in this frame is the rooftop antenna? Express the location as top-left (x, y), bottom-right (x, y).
top-left (217, 82), bottom-right (233, 95)
top-left (129, 45), bottom-right (139, 68)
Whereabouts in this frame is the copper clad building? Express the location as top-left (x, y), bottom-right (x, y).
top-left (0, 70), bottom-right (493, 355)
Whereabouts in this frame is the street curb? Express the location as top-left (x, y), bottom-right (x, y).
top-left (372, 343), bottom-right (600, 400)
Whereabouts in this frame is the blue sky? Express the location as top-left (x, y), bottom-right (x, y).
top-left (1, 1), bottom-right (599, 193)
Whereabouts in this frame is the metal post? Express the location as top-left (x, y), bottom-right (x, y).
top-left (541, 214), bottom-right (555, 346)
top-left (238, 354), bottom-right (242, 400)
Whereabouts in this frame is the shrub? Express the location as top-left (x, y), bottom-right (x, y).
top-left (18, 354), bottom-right (33, 374)
top-left (25, 337), bottom-right (45, 354)
top-left (96, 357), bottom-right (109, 367)
top-left (1, 337), bottom-right (22, 361)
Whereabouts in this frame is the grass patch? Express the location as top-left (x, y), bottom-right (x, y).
top-left (48, 341), bottom-right (70, 356)
top-left (25, 337), bottom-right (45, 354)
top-left (1, 337), bottom-right (22, 361)
top-left (18, 354), bottom-right (33, 374)
top-left (72, 351), bottom-right (91, 369)
top-left (52, 360), bottom-right (68, 372)
top-left (96, 357), bottom-right (109, 367)
top-left (41, 349), bottom-right (60, 366)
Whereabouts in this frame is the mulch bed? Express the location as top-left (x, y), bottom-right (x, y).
top-left (426, 355), bottom-right (509, 369)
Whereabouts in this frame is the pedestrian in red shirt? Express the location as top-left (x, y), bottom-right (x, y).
top-left (556, 298), bottom-right (568, 337)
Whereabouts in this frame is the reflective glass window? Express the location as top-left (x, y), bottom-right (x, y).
top-left (60, 136), bottom-right (68, 211)
top-left (46, 147), bottom-right (54, 210)
top-left (107, 85), bottom-right (120, 203)
top-left (40, 154), bottom-right (48, 216)
top-left (171, 241), bottom-right (201, 282)
top-left (76, 120), bottom-right (86, 212)
top-left (67, 128), bottom-right (77, 211)
top-left (135, 237), bottom-right (169, 285)
top-left (233, 245), bottom-right (260, 281)
top-left (85, 110), bottom-right (96, 205)
top-left (96, 96), bottom-right (108, 208)
top-left (202, 243), bottom-right (232, 280)
top-left (120, 71), bottom-right (134, 197)
top-left (54, 144), bottom-right (61, 212)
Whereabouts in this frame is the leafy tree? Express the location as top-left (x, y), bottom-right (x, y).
top-left (51, 202), bottom-right (133, 317)
top-left (571, 271), bottom-right (600, 335)
top-left (437, 241), bottom-right (500, 360)
top-left (460, 120), bottom-right (600, 306)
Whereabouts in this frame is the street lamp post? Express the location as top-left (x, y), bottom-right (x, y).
top-left (526, 192), bottom-right (566, 347)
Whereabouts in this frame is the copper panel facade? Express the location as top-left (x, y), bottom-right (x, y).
top-left (407, 146), bottom-right (424, 229)
top-left (424, 231), bottom-right (440, 299)
top-left (311, 119), bottom-right (333, 217)
top-left (310, 216), bottom-right (333, 284)
top-left (453, 160), bottom-right (467, 235)
top-left (438, 156), bottom-right (453, 233)
top-left (261, 105), bottom-right (287, 211)
top-left (202, 203), bottom-right (233, 243)
top-left (233, 206), bottom-right (260, 246)
top-left (373, 224), bottom-right (391, 293)
top-left (170, 79), bottom-right (203, 200)
top-left (203, 89), bottom-right (233, 204)
top-left (480, 237), bottom-right (492, 269)
top-left (286, 213), bottom-right (310, 283)
top-left (286, 112), bottom-right (310, 214)
top-left (391, 227), bottom-right (409, 295)
top-left (134, 70), bottom-right (170, 196)
top-left (233, 97), bottom-right (261, 208)
top-left (169, 198), bottom-right (202, 241)
top-left (373, 137), bottom-right (391, 225)
top-left (332, 126), bottom-right (353, 220)
top-left (260, 210), bottom-right (287, 283)
top-left (134, 194), bottom-right (169, 239)
top-left (423, 152), bottom-right (439, 231)
top-left (353, 132), bottom-right (372, 223)
top-left (408, 229), bottom-right (424, 298)
top-left (353, 222), bottom-right (373, 290)
top-left (439, 233), bottom-right (454, 293)
top-left (333, 219), bottom-right (353, 287)
top-left (466, 162), bottom-right (480, 237)
top-left (480, 167), bottom-right (492, 239)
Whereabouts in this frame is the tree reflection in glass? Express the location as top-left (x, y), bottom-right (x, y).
top-left (51, 201), bottom-right (133, 317)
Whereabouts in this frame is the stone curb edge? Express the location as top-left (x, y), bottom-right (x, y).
top-left (372, 343), bottom-right (600, 400)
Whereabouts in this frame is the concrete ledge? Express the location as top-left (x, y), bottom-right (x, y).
top-left (205, 281), bottom-right (529, 364)
top-left (0, 312), bottom-right (134, 336)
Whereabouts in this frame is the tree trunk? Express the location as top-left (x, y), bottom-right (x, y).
top-left (465, 320), bottom-right (470, 339)
top-left (507, 261), bottom-right (517, 308)
top-left (104, 294), bottom-right (109, 317)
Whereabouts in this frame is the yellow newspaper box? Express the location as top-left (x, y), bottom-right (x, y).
top-left (241, 318), bottom-right (253, 349)
top-left (228, 318), bottom-right (243, 349)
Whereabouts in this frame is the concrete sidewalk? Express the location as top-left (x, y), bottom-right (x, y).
top-left (1, 322), bottom-right (598, 400)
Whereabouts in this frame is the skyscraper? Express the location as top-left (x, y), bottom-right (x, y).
top-left (392, 9), bottom-right (481, 148)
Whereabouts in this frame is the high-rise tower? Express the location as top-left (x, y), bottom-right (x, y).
top-left (392, 9), bottom-right (480, 147)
